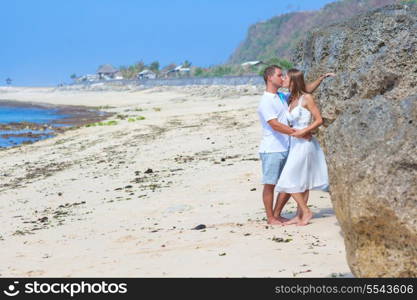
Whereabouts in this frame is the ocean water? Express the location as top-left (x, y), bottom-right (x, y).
top-left (0, 105), bottom-right (63, 124)
top-left (0, 105), bottom-right (68, 148)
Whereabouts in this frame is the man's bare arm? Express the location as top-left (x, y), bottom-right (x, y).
top-left (305, 73), bottom-right (335, 93)
top-left (267, 119), bottom-right (295, 135)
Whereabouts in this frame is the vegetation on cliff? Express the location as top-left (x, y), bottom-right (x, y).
top-left (228, 0), bottom-right (398, 63)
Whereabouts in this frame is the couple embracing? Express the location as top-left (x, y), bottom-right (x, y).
top-left (257, 65), bottom-right (333, 226)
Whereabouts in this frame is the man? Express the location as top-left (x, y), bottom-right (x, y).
top-left (257, 65), bottom-right (334, 225)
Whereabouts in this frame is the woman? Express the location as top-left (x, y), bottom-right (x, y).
top-left (276, 68), bottom-right (329, 226)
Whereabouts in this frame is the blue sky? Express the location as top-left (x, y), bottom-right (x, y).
top-left (1, 0), bottom-right (335, 86)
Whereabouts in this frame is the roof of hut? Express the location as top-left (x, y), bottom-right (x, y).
top-left (97, 64), bottom-right (118, 74)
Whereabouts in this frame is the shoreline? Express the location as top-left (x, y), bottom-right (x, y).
top-left (0, 99), bottom-right (113, 148)
top-left (0, 86), bottom-right (351, 277)
top-left (0, 98), bottom-right (112, 121)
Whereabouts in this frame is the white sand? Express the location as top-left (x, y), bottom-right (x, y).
top-left (0, 86), bottom-right (351, 277)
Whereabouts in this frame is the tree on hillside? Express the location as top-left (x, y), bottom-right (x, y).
top-left (182, 60), bottom-right (192, 68)
top-left (135, 61), bottom-right (145, 72)
top-left (119, 65), bottom-right (132, 79)
top-left (128, 65), bottom-right (137, 78)
top-left (258, 58), bottom-right (293, 77)
top-left (265, 57), bottom-right (293, 69)
top-left (210, 65), bottom-right (232, 77)
top-left (149, 61), bottom-right (160, 72)
top-left (161, 63), bottom-right (177, 72)
top-left (5, 78), bottom-right (12, 85)
top-left (194, 67), bottom-right (205, 77)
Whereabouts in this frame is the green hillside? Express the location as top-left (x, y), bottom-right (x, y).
top-left (228, 0), bottom-right (398, 63)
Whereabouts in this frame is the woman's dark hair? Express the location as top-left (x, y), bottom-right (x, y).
top-left (287, 68), bottom-right (307, 104)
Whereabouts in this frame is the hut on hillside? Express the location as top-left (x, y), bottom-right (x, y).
top-left (160, 64), bottom-right (177, 78)
top-left (97, 64), bottom-right (118, 80)
top-left (137, 69), bottom-right (157, 80)
top-left (114, 71), bottom-right (124, 80)
top-left (241, 60), bottom-right (264, 67)
top-left (175, 65), bottom-right (190, 76)
top-left (75, 74), bottom-right (100, 83)
top-left (162, 65), bottom-right (191, 78)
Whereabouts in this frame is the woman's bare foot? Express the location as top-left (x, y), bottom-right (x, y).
top-left (275, 216), bottom-right (290, 223)
top-left (296, 211), bottom-right (313, 226)
top-left (283, 216), bottom-right (300, 225)
top-left (267, 217), bottom-right (283, 225)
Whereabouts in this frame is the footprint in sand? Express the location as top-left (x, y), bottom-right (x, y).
top-left (115, 235), bottom-right (137, 243)
top-left (166, 204), bottom-right (193, 213)
top-left (26, 270), bottom-right (45, 276)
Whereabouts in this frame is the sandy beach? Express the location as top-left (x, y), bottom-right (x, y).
top-left (0, 85), bottom-right (351, 277)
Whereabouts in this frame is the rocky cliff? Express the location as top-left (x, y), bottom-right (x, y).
top-left (293, 4), bottom-right (417, 277)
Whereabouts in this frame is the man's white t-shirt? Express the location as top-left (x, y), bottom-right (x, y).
top-left (257, 91), bottom-right (290, 153)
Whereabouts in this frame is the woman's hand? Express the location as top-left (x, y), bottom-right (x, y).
top-left (321, 72), bottom-right (336, 79)
top-left (291, 129), bottom-right (308, 138)
top-left (301, 132), bottom-right (313, 141)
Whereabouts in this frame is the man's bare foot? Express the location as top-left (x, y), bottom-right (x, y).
top-left (296, 211), bottom-right (313, 226)
top-left (274, 215), bottom-right (290, 223)
top-left (267, 217), bottom-right (283, 225)
top-left (283, 216), bottom-right (300, 225)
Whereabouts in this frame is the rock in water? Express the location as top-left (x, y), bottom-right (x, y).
top-left (293, 4), bottom-right (417, 277)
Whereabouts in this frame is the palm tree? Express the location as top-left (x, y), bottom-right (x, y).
top-left (5, 78), bottom-right (12, 85)
top-left (183, 60), bottom-right (192, 68)
top-left (135, 61), bottom-right (145, 73)
top-left (149, 61), bottom-right (160, 72)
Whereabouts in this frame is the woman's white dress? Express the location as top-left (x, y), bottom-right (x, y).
top-left (276, 95), bottom-right (329, 193)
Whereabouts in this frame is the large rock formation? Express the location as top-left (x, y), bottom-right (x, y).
top-left (293, 4), bottom-right (417, 277)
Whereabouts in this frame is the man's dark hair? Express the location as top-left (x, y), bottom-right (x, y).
top-left (263, 65), bottom-right (281, 84)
